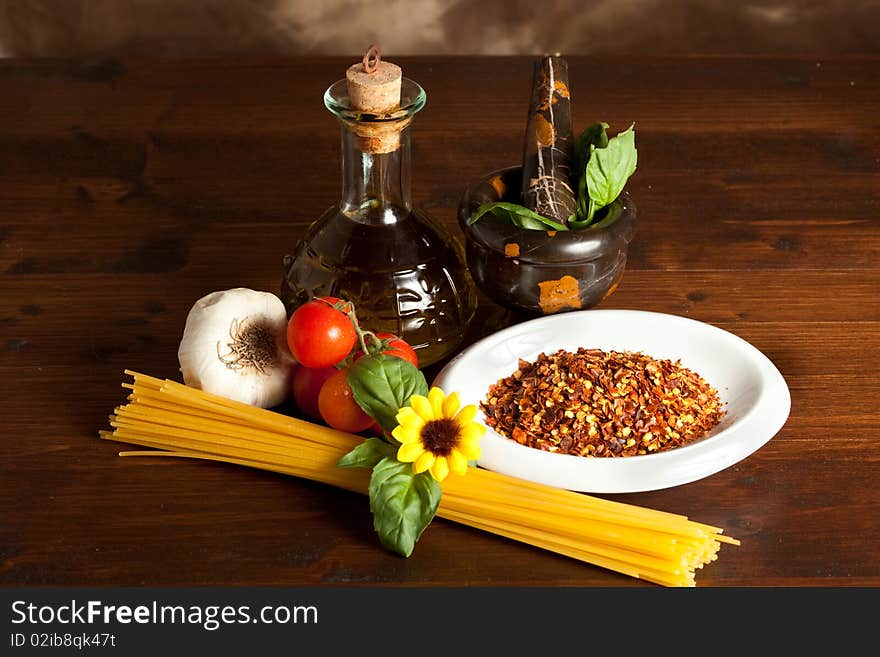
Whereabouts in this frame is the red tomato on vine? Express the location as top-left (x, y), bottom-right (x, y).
top-left (354, 332), bottom-right (419, 367)
top-left (291, 364), bottom-right (336, 421)
top-left (287, 297), bottom-right (357, 368)
top-left (317, 368), bottom-right (374, 433)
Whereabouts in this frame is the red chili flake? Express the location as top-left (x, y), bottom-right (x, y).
top-left (480, 348), bottom-right (726, 458)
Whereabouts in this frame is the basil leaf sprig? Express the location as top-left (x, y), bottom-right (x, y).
top-left (573, 121), bottom-right (609, 183)
top-left (346, 355), bottom-right (428, 434)
top-left (571, 121), bottom-right (610, 226)
top-left (577, 123), bottom-right (637, 226)
top-left (469, 122), bottom-right (636, 231)
top-left (367, 457), bottom-right (441, 557)
top-left (468, 202), bottom-right (568, 231)
top-left (337, 433), bottom-right (440, 558)
top-left (336, 436), bottom-right (397, 468)
top-left (338, 354), bottom-right (441, 558)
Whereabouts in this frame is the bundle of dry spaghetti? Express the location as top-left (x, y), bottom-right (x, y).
top-left (101, 370), bottom-right (738, 587)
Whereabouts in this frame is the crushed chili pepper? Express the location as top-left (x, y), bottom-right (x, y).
top-left (480, 348), bottom-right (726, 457)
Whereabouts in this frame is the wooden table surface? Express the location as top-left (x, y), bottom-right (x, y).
top-left (2, 55), bottom-right (878, 587)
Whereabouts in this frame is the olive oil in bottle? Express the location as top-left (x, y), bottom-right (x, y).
top-left (281, 50), bottom-right (476, 367)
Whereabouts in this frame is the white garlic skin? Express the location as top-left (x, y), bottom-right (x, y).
top-left (177, 288), bottom-right (293, 408)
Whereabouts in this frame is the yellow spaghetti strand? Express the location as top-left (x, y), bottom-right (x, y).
top-left (101, 371), bottom-right (738, 587)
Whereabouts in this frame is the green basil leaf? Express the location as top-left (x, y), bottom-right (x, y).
top-left (467, 202), bottom-right (507, 225)
top-left (369, 457), bottom-right (441, 557)
top-left (586, 124), bottom-right (637, 210)
top-left (585, 197), bottom-right (597, 225)
top-left (468, 202), bottom-right (567, 231)
top-left (347, 354), bottom-right (429, 434)
top-left (591, 197), bottom-right (599, 223)
top-left (337, 437), bottom-right (397, 469)
top-left (589, 199), bottom-right (626, 229)
top-left (573, 121), bottom-right (609, 179)
top-left (569, 198), bottom-right (625, 230)
top-left (509, 212), bottom-right (565, 232)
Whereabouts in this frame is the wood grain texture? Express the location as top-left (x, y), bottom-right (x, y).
top-left (1, 56), bottom-right (878, 587)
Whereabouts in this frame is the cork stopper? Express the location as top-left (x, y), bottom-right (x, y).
top-left (344, 45), bottom-right (405, 153)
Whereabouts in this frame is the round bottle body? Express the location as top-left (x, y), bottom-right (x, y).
top-left (282, 205), bottom-right (476, 367)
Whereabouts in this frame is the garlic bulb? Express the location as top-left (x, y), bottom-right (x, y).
top-left (178, 288), bottom-right (293, 408)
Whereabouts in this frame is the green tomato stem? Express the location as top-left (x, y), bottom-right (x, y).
top-left (341, 300), bottom-right (381, 357)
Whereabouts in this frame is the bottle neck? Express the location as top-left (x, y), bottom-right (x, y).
top-left (339, 122), bottom-right (412, 224)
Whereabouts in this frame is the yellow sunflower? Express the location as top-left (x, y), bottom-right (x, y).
top-left (391, 387), bottom-right (486, 482)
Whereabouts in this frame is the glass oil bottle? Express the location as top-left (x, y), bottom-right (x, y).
top-left (281, 50), bottom-right (476, 367)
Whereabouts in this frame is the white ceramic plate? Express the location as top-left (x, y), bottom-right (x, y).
top-left (433, 309), bottom-right (790, 493)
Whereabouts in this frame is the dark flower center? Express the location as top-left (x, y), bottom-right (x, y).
top-left (420, 418), bottom-right (461, 457)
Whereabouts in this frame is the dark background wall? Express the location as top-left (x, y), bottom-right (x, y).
top-left (1, 0), bottom-right (879, 58)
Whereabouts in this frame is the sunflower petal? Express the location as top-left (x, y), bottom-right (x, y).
top-left (455, 404), bottom-right (478, 425)
top-left (410, 395), bottom-right (434, 422)
top-left (395, 406), bottom-right (423, 427)
top-left (392, 424), bottom-right (422, 445)
top-left (442, 391), bottom-right (461, 418)
top-left (397, 441), bottom-right (424, 463)
top-left (413, 451), bottom-right (435, 474)
top-left (460, 422), bottom-right (486, 443)
top-left (428, 387), bottom-right (446, 419)
top-left (458, 438), bottom-right (482, 461)
top-left (430, 455), bottom-right (449, 482)
top-left (448, 449), bottom-right (469, 476)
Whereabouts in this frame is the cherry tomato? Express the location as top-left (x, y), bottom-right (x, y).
top-left (287, 297), bottom-right (357, 368)
top-left (318, 368), bottom-right (375, 433)
top-left (355, 332), bottom-right (419, 367)
top-left (376, 332), bottom-right (419, 367)
top-left (291, 364), bottom-right (336, 421)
